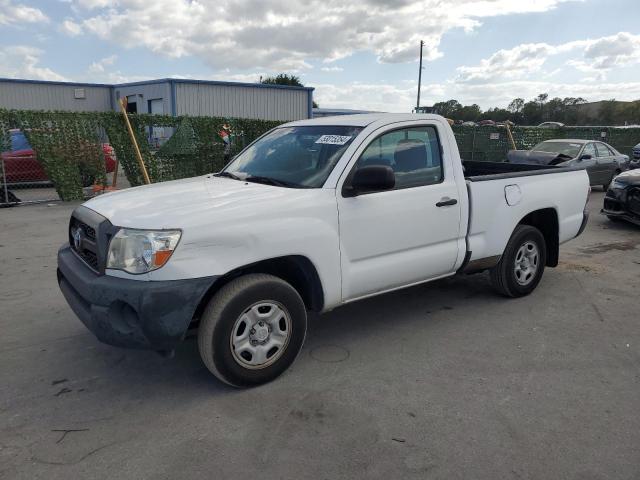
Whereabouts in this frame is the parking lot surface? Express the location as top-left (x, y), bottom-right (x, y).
top-left (1, 191), bottom-right (639, 479)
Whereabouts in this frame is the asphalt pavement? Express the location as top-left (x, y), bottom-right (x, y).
top-left (1, 190), bottom-right (638, 479)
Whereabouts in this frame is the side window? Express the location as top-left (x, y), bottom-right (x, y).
top-left (582, 143), bottom-right (596, 157)
top-left (356, 126), bottom-right (443, 189)
top-left (596, 143), bottom-right (612, 157)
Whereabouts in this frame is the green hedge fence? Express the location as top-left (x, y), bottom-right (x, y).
top-left (1, 108), bottom-right (639, 201)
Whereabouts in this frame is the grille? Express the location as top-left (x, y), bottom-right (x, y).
top-left (69, 215), bottom-right (100, 272)
top-left (79, 249), bottom-right (99, 270)
top-left (604, 198), bottom-right (621, 212)
top-left (74, 220), bottom-right (96, 241)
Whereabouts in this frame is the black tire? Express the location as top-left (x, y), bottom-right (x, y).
top-left (490, 225), bottom-right (547, 298)
top-left (198, 273), bottom-right (307, 387)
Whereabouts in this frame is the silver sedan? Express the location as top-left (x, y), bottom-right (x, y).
top-left (508, 139), bottom-right (630, 190)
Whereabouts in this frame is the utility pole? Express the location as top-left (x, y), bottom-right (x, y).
top-left (416, 40), bottom-right (424, 112)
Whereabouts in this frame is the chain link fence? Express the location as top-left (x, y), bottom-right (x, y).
top-left (2, 108), bottom-right (640, 207)
top-left (453, 125), bottom-right (640, 162)
top-left (1, 109), bottom-right (280, 207)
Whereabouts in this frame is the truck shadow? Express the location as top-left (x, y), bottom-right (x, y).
top-left (69, 272), bottom-right (501, 396)
top-left (305, 273), bottom-right (496, 344)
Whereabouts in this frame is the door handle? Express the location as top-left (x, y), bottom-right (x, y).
top-left (436, 197), bottom-right (458, 207)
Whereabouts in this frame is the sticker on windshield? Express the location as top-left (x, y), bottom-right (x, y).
top-left (315, 135), bottom-right (352, 145)
top-left (569, 143), bottom-right (581, 147)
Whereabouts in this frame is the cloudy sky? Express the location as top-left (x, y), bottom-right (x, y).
top-left (1, 0), bottom-right (639, 111)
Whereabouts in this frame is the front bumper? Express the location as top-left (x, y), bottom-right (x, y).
top-left (601, 184), bottom-right (640, 226)
top-left (601, 207), bottom-right (640, 226)
top-left (57, 244), bottom-right (217, 351)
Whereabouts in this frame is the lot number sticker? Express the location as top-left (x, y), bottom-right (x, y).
top-left (315, 135), bottom-right (352, 145)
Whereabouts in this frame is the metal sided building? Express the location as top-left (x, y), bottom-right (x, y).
top-left (0, 77), bottom-right (314, 121)
top-left (0, 78), bottom-right (113, 112)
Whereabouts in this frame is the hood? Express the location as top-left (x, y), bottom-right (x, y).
top-left (613, 169), bottom-right (640, 186)
top-left (507, 149), bottom-right (573, 166)
top-left (83, 175), bottom-right (306, 229)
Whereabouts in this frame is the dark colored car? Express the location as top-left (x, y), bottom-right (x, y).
top-left (508, 139), bottom-right (629, 190)
top-left (631, 143), bottom-right (640, 169)
top-left (1, 129), bottom-right (116, 186)
top-left (602, 169), bottom-right (640, 226)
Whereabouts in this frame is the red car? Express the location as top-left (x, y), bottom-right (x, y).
top-left (1, 129), bottom-right (116, 186)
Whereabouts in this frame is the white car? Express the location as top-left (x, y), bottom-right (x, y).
top-left (57, 114), bottom-right (590, 387)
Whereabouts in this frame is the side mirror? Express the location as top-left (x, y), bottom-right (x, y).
top-left (578, 154), bottom-right (592, 161)
top-left (345, 165), bottom-right (395, 197)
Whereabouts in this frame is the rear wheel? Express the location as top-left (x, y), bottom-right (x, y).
top-left (490, 225), bottom-right (547, 297)
top-left (198, 274), bottom-right (307, 387)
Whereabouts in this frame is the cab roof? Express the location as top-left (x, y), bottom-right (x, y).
top-left (284, 113), bottom-right (446, 128)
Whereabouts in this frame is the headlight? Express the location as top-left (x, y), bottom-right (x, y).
top-left (107, 228), bottom-right (181, 274)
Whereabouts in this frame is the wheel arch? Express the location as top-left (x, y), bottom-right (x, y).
top-left (517, 207), bottom-right (559, 267)
top-left (192, 255), bottom-right (325, 325)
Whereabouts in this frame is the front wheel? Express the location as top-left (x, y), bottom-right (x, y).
top-left (490, 225), bottom-right (547, 297)
top-left (198, 273), bottom-right (307, 387)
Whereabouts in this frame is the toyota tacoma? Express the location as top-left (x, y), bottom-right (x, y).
top-left (57, 114), bottom-right (590, 387)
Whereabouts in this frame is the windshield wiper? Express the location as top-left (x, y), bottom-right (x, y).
top-left (215, 171), bottom-right (308, 188)
top-left (244, 176), bottom-right (307, 189)
top-left (214, 171), bottom-right (245, 181)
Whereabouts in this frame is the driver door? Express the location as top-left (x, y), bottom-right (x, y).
top-left (336, 124), bottom-right (463, 301)
top-left (578, 143), bottom-right (600, 186)
top-left (595, 142), bottom-right (616, 186)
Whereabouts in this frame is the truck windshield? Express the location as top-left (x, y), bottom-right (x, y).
top-left (532, 141), bottom-right (582, 157)
top-left (222, 126), bottom-right (363, 188)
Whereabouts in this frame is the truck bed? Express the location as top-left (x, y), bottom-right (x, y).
top-left (462, 160), bottom-right (589, 265)
top-left (463, 160), bottom-right (577, 182)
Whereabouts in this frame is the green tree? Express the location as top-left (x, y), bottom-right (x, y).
top-left (261, 74), bottom-right (302, 86)
top-left (522, 100), bottom-right (542, 125)
top-left (458, 104), bottom-right (482, 121)
top-left (508, 98), bottom-right (524, 113)
top-left (543, 97), bottom-right (565, 122)
top-left (432, 99), bottom-right (462, 118)
top-left (599, 99), bottom-right (618, 125)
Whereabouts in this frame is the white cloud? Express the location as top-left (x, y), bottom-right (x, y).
top-left (88, 54), bottom-right (117, 73)
top-left (314, 82), bottom-right (447, 112)
top-left (313, 75), bottom-right (640, 113)
top-left (64, 0), bottom-right (579, 70)
top-left (321, 66), bottom-right (344, 72)
top-left (0, 45), bottom-right (67, 81)
top-left (60, 18), bottom-right (83, 36)
top-left (455, 32), bottom-right (640, 83)
top-left (0, 0), bottom-right (49, 25)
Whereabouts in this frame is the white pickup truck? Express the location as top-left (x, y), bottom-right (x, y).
top-left (57, 114), bottom-right (590, 387)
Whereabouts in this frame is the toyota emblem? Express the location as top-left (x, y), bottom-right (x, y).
top-left (72, 227), bottom-right (84, 250)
